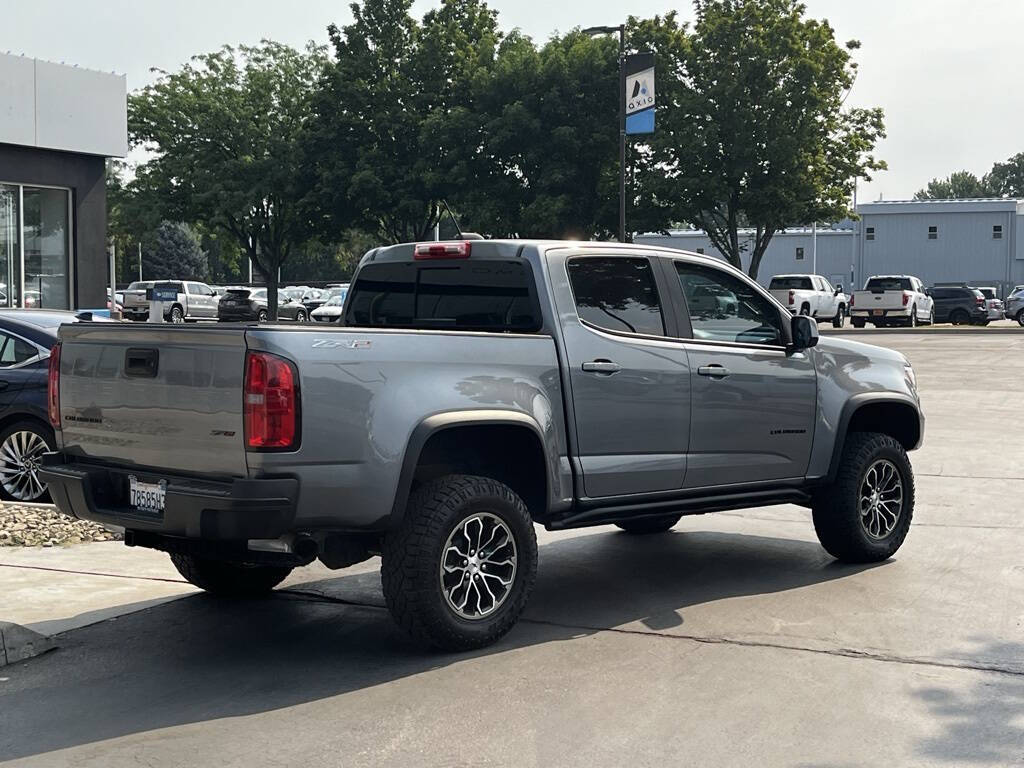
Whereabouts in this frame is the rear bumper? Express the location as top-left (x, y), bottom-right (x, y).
top-left (218, 309), bottom-right (259, 322)
top-left (40, 455), bottom-right (298, 540)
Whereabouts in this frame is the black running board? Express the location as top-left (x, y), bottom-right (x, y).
top-left (547, 488), bottom-right (812, 531)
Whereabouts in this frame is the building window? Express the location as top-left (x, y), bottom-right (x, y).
top-left (993, 225), bottom-right (1003, 240)
top-left (865, 227), bottom-right (875, 241)
top-left (0, 183), bottom-right (71, 309)
top-left (695, 248), bottom-right (704, 254)
top-left (795, 247), bottom-right (805, 260)
top-left (928, 225), bottom-right (938, 240)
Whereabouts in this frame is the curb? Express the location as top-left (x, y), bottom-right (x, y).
top-left (0, 621), bottom-right (56, 667)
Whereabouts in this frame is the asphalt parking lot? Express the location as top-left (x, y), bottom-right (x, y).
top-left (2, 330), bottom-right (1023, 767)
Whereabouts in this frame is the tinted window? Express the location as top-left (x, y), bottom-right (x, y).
top-left (676, 262), bottom-right (784, 346)
top-left (127, 281), bottom-right (153, 290)
top-left (346, 261), bottom-right (540, 333)
top-left (567, 257), bottom-right (665, 337)
top-left (0, 333), bottom-right (38, 366)
top-left (930, 288), bottom-right (952, 300)
top-left (769, 276), bottom-right (812, 290)
top-left (866, 277), bottom-right (913, 291)
top-left (979, 288), bottom-right (995, 300)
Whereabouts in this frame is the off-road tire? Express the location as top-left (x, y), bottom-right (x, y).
top-left (812, 432), bottom-right (914, 563)
top-left (381, 474), bottom-right (538, 652)
top-left (615, 515), bottom-right (682, 535)
top-left (169, 553), bottom-right (292, 597)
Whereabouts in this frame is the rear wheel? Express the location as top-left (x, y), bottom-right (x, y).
top-left (615, 515), bottom-right (682, 535)
top-left (295, 309), bottom-right (307, 323)
top-left (169, 553), bottom-right (292, 597)
top-left (170, 305), bottom-right (184, 324)
top-left (257, 309), bottom-right (269, 322)
top-left (851, 318), bottom-right (865, 329)
top-left (832, 305), bottom-right (846, 328)
top-left (1017, 310), bottom-right (1024, 327)
top-left (0, 421), bottom-right (54, 502)
top-left (381, 474), bottom-right (538, 651)
top-left (907, 306), bottom-right (918, 328)
top-left (812, 432), bottom-right (914, 563)
top-left (950, 309), bottom-right (969, 326)
top-left (800, 303), bottom-right (811, 316)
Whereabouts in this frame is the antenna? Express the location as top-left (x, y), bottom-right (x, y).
top-left (440, 199), bottom-right (462, 238)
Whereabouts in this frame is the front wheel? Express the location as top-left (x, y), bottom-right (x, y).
top-left (832, 306), bottom-right (846, 328)
top-left (381, 474), bottom-right (538, 651)
top-left (616, 515), bottom-right (682, 534)
top-left (257, 309), bottom-right (269, 323)
top-left (812, 432), bottom-right (914, 563)
top-left (1017, 310), bottom-right (1024, 327)
top-left (169, 553), bottom-right (292, 597)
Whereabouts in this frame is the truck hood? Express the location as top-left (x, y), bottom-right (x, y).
top-left (814, 334), bottom-right (908, 365)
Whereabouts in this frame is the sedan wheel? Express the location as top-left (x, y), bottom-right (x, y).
top-left (0, 424), bottom-right (53, 502)
top-left (257, 309), bottom-right (269, 323)
top-left (295, 310), bottom-right (307, 323)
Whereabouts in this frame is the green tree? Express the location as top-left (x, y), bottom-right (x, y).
top-left (143, 221), bottom-right (208, 280)
top-left (129, 41), bottom-right (327, 317)
top-left (309, 0), bottom-right (500, 244)
top-left (987, 153), bottom-right (1024, 198)
top-left (631, 2), bottom-right (886, 279)
top-left (437, 30), bottom-right (620, 238)
top-left (913, 170), bottom-right (996, 200)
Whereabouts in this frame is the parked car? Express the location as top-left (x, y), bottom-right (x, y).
top-left (43, 240), bottom-right (924, 652)
top-left (217, 288), bottom-right (310, 322)
top-left (300, 288), bottom-right (330, 313)
top-left (120, 280), bottom-right (220, 322)
top-left (1005, 286), bottom-right (1024, 326)
top-left (926, 284), bottom-right (989, 326)
top-left (768, 274), bottom-right (849, 327)
top-left (974, 286), bottom-right (1004, 321)
top-left (0, 309), bottom-right (114, 501)
top-left (850, 275), bottom-right (934, 328)
top-left (309, 285), bottom-right (349, 323)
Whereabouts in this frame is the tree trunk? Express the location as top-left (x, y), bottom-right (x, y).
top-left (266, 265), bottom-right (279, 321)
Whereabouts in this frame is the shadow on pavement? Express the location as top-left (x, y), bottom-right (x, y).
top-left (1, 529), bottom-right (875, 761)
top-left (913, 640), bottom-right (1024, 765)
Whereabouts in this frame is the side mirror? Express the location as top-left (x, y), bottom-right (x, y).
top-left (790, 315), bottom-right (819, 351)
top-left (924, 288), bottom-right (933, 297)
top-left (835, 284), bottom-right (843, 295)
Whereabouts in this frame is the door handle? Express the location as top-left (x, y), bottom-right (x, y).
top-left (582, 360), bottom-right (621, 375)
top-left (697, 365), bottom-right (731, 378)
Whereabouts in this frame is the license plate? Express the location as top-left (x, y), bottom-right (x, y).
top-left (129, 476), bottom-right (167, 514)
top-left (872, 309), bottom-right (884, 316)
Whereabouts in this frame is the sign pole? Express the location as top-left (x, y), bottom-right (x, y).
top-left (618, 25), bottom-right (626, 244)
top-left (108, 244), bottom-right (121, 319)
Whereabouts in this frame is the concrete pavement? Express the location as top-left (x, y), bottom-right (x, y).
top-left (0, 331), bottom-right (1022, 766)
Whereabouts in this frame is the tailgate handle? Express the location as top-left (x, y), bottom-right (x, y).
top-left (125, 348), bottom-right (159, 378)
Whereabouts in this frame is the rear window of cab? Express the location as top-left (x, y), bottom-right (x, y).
top-left (344, 261), bottom-right (542, 333)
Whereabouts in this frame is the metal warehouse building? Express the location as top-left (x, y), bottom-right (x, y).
top-left (636, 198), bottom-right (1024, 296)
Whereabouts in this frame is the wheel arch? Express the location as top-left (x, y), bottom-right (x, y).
top-left (389, 411), bottom-right (552, 530)
top-left (826, 394), bottom-right (923, 483)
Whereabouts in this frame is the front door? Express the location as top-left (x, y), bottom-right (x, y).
top-left (556, 254), bottom-right (691, 498)
top-left (668, 259), bottom-right (816, 489)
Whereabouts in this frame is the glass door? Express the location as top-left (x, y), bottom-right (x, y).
top-left (0, 185), bottom-right (17, 308)
top-left (22, 186), bottom-right (70, 310)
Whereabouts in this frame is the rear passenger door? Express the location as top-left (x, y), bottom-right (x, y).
top-left (185, 282), bottom-right (216, 318)
top-left (662, 258), bottom-right (817, 489)
top-left (557, 254), bottom-right (691, 498)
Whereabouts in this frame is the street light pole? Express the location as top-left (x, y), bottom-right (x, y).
top-left (584, 23), bottom-right (627, 243)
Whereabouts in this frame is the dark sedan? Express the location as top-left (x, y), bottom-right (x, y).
top-left (0, 309), bottom-right (114, 501)
top-left (217, 288), bottom-right (310, 322)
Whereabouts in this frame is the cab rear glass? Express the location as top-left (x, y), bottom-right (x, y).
top-left (769, 276), bottom-right (812, 290)
top-left (344, 261), bottom-right (542, 332)
top-left (866, 277), bottom-right (913, 291)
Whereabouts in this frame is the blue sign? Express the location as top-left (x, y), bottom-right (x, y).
top-left (625, 53), bottom-right (655, 135)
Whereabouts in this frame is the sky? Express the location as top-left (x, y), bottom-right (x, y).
top-left (5, 0), bottom-right (1023, 202)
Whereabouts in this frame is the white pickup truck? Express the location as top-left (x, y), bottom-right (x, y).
top-left (767, 274), bottom-right (849, 328)
top-left (850, 275), bottom-right (934, 329)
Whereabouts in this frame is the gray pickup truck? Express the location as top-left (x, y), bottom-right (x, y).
top-left (41, 240), bottom-right (924, 650)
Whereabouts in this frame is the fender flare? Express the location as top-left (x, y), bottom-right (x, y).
top-left (826, 393), bottom-right (923, 483)
top-left (388, 410), bottom-right (551, 530)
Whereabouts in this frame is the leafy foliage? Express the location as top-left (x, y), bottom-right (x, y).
top-left (128, 41), bottom-right (328, 316)
top-left (144, 221), bottom-right (208, 280)
top-left (914, 170), bottom-right (996, 200)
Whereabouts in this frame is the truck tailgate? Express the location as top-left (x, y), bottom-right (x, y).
top-left (56, 324), bottom-right (249, 478)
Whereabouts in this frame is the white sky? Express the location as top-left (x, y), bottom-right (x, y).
top-left (5, 0), bottom-right (1022, 201)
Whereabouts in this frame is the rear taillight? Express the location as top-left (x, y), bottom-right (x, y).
top-left (788, 290), bottom-right (795, 305)
top-left (244, 351), bottom-right (299, 450)
top-left (850, 294), bottom-right (855, 307)
top-left (902, 292), bottom-right (910, 306)
top-left (414, 241), bottom-right (472, 260)
top-left (47, 343), bottom-right (61, 429)
top-left (976, 296), bottom-right (985, 307)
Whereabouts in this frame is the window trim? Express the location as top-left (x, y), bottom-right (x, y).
top-left (657, 256), bottom-right (792, 351)
top-left (795, 246), bottom-right (805, 261)
top-left (0, 328), bottom-right (48, 369)
top-left (565, 254), bottom-right (676, 339)
top-left (865, 227), bottom-right (875, 241)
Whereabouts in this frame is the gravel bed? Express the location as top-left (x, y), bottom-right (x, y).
top-left (0, 502), bottom-right (122, 547)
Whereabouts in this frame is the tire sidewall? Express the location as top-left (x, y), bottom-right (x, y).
top-left (171, 305), bottom-right (184, 323)
top-left (840, 438), bottom-right (914, 559)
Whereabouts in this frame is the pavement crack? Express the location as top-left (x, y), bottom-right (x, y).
top-left (273, 589), bottom-right (1024, 679)
top-left (0, 562), bottom-right (189, 585)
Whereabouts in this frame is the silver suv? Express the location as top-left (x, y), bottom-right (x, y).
top-left (1006, 286), bottom-right (1024, 326)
